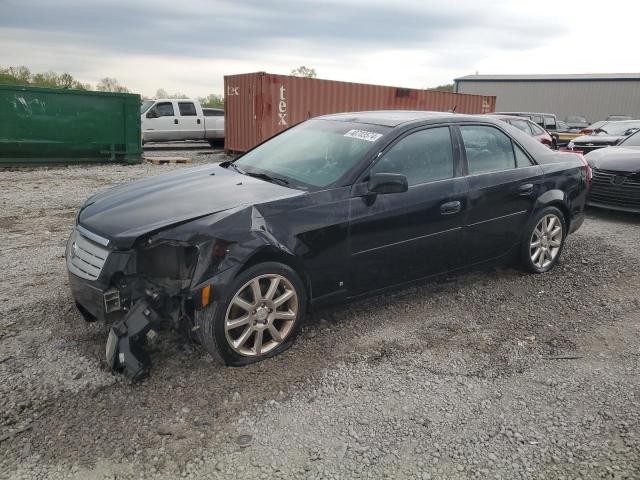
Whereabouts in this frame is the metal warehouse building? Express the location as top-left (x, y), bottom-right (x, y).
top-left (454, 73), bottom-right (640, 123)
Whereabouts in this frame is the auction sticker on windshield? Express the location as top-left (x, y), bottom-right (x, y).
top-left (344, 129), bottom-right (383, 142)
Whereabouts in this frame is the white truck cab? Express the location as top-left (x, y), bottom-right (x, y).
top-left (140, 99), bottom-right (224, 146)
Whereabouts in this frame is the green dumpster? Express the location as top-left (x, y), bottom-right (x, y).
top-left (0, 84), bottom-right (142, 166)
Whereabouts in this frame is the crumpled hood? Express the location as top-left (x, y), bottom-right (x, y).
top-left (78, 164), bottom-right (302, 248)
top-left (571, 134), bottom-right (622, 145)
top-left (586, 146), bottom-right (640, 172)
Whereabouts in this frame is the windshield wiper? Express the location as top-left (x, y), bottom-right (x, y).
top-left (224, 162), bottom-right (245, 174)
top-left (244, 171), bottom-right (290, 186)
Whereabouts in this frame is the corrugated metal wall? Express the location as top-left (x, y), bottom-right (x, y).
top-left (225, 72), bottom-right (496, 152)
top-left (455, 80), bottom-right (640, 123)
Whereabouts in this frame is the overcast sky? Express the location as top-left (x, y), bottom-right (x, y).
top-left (1, 0), bottom-right (638, 98)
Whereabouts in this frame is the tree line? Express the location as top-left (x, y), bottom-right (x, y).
top-left (0, 65), bottom-right (225, 108)
top-left (0, 65), bottom-right (129, 92)
top-left (1, 64), bottom-right (448, 108)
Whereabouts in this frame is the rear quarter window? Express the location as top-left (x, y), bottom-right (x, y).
top-left (509, 119), bottom-right (533, 135)
top-left (529, 122), bottom-right (546, 135)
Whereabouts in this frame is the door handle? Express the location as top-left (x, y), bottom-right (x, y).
top-left (197, 119), bottom-right (201, 124)
top-left (440, 200), bottom-right (462, 215)
top-left (518, 183), bottom-right (534, 195)
top-left (174, 119), bottom-right (179, 125)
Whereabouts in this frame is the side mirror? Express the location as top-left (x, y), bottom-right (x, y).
top-left (368, 173), bottom-right (408, 194)
top-left (146, 110), bottom-right (157, 119)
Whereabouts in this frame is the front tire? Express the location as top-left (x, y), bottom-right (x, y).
top-left (195, 262), bottom-right (307, 366)
top-left (520, 206), bottom-right (566, 273)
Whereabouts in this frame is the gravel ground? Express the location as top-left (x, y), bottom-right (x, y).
top-left (1, 157), bottom-right (639, 480)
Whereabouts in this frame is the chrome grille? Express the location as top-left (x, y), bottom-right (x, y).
top-left (67, 228), bottom-right (110, 280)
top-left (589, 169), bottom-right (640, 209)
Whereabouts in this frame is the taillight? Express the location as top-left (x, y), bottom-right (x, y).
top-left (574, 152), bottom-right (592, 186)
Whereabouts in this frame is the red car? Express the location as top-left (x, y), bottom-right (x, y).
top-left (487, 115), bottom-right (555, 149)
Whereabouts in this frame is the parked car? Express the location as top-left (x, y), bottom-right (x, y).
top-left (580, 120), bottom-right (608, 135)
top-left (606, 115), bottom-right (632, 122)
top-left (568, 120), bottom-right (640, 154)
top-left (494, 112), bottom-right (559, 147)
top-left (585, 129), bottom-right (640, 213)
top-left (140, 99), bottom-right (224, 146)
top-left (66, 111), bottom-right (589, 379)
top-left (556, 121), bottom-right (584, 147)
top-left (565, 116), bottom-right (589, 131)
top-left (487, 114), bottom-right (554, 148)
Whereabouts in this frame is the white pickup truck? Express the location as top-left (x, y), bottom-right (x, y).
top-left (140, 98), bottom-right (224, 146)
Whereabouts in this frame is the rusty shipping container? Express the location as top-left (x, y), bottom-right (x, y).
top-left (224, 72), bottom-right (496, 152)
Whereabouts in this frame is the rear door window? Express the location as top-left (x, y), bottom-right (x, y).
top-left (178, 102), bottom-right (197, 116)
top-left (460, 125), bottom-right (516, 174)
top-left (514, 144), bottom-right (533, 167)
top-left (371, 127), bottom-right (454, 186)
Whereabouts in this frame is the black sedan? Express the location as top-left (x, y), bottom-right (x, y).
top-left (568, 120), bottom-right (640, 154)
top-left (66, 111), bottom-right (589, 379)
top-left (586, 130), bottom-right (640, 213)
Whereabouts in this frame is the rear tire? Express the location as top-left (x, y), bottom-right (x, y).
top-left (520, 206), bottom-right (566, 273)
top-left (195, 262), bottom-right (307, 366)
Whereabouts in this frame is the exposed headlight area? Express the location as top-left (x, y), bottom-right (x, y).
top-left (136, 241), bottom-right (199, 281)
top-left (99, 237), bottom-right (235, 380)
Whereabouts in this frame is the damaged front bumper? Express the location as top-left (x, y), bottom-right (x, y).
top-left (106, 300), bottom-right (160, 381)
top-left (67, 225), bottom-right (240, 380)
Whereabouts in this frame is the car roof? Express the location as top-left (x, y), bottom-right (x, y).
top-left (485, 114), bottom-right (534, 122)
top-left (315, 110), bottom-right (491, 127)
top-left (494, 111), bottom-right (556, 117)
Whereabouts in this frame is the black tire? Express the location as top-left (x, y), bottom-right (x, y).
top-left (520, 206), bottom-right (567, 273)
top-left (195, 262), bottom-right (307, 366)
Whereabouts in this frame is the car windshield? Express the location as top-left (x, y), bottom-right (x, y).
top-left (620, 130), bottom-right (640, 146)
top-left (587, 121), bottom-right (607, 130)
top-left (598, 121), bottom-right (640, 135)
top-left (233, 119), bottom-right (389, 189)
top-left (566, 116), bottom-right (586, 123)
top-left (140, 100), bottom-right (154, 114)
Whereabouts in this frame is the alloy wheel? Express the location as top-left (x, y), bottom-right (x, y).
top-left (530, 214), bottom-right (563, 269)
top-left (224, 274), bottom-right (299, 357)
